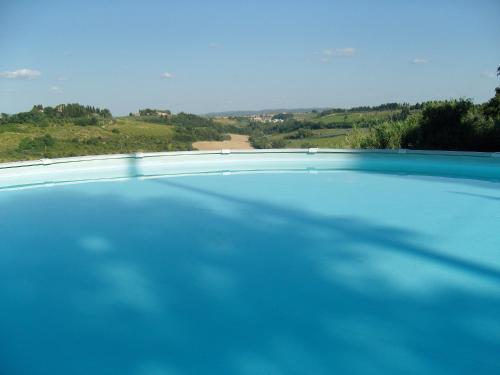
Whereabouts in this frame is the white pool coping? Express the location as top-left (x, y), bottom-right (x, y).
top-left (1, 149), bottom-right (499, 191)
top-left (1, 148), bottom-right (499, 170)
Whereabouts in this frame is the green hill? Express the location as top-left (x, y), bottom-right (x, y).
top-left (0, 105), bottom-right (233, 162)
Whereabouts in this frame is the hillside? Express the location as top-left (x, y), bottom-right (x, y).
top-left (2, 93), bottom-right (499, 163)
top-left (0, 117), bottom-right (191, 163)
top-left (0, 105), bottom-right (233, 162)
top-left (241, 107), bottom-right (405, 149)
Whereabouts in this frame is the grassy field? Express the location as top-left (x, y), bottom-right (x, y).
top-left (314, 110), bottom-right (398, 126)
top-left (291, 112), bottom-right (318, 121)
top-left (0, 117), bottom-right (189, 163)
top-left (268, 128), bottom-right (356, 148)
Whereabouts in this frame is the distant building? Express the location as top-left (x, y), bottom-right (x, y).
top-left (138, 108), bottom-right (172, 117)
top-left (250, 114), bottom-right (284, 123)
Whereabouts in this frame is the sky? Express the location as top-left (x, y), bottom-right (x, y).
top-left (1, 0), bottom-right (499, 115)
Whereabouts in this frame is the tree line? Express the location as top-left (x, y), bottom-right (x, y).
top-left (319, 103), bottom-right (408, 117)
top-left (137, 108), bottom-right (171, 116)
top-left (1, 103), bottom-right (112, 126)
top-left (348, 86), bottom-right (500, 152)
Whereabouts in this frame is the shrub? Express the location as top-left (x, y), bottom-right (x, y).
top-left (73, 116), bottom-right (99, 126)
top-left (249, 133), bottom-right (272, 149)
top-left (271, 139), bottom-right (286, 148)
top-left (18, 134), bottom-right (56, 151)
top-left (347, 119), bottom-right (417, 149)
top-left (301, 142), bottom-right (317, 148)
top-left (404, 99), bottom-right (475, 150)
top-left (287, 128), bottom-right (313, 139)
top-left (348, 94), bottom-right (500, 152)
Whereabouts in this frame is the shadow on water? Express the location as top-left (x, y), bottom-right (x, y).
top-left (128, 155), bottom-right (141, 178)
top-left (0, 172), bottom-right (499, 374)
top-left (448, 191), bottom-right (500, 202)
top-left (155, 179), bottom-right (500, 283)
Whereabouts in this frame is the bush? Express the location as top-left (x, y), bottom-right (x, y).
top-left (249, 132), bottom-right (272, 149)
top-left (301, 142), bottom-right (317, 148)
top-left (18, 134), bottom-right (56, 151)
top-left (73, 116), bottom-right (99, 126)
top-left (271, 139), bottom-right (287, 148)
top-left (483, 87), bottom-right (500, 124)
top-left (348, 94), bottom-right (500, 152)
top-left (347, 119), bottom-right (417, 149)
top-left (403, 99), bottom-right (474, 150)
top-left (170, 113), bottom-right (213, 127)
top-left (297, 128), bottom-right (313, 139)
top-left (248, 128), bottom-right (293, 148)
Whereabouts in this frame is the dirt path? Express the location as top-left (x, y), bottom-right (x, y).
top-left (193, 134), bottom-right (253, 150)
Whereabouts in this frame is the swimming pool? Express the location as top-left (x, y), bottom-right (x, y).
top-left (1, 149), bottom-right (499, 374)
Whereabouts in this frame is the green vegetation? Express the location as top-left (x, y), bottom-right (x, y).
top-left (272, 113), bottom-right (294, 121)
top-left (0, 118), bottom-right (186, 162)
top-left (138, 108), bottom-right (171, 116)
top-left (245, 106), bottom-right (405, 149)
top-left (249, 127), bottom-right (354, 149)
top-left (319, 102), bottom-right (406, 116)
top-left (1, 75), bottom-right (499, 163)
top-left (246, 75), bottom-right (500, 151)
top-left (0, 103), bottom-right (111, 127)
top-left (285, 129), bottom-right (355, 148)
top-left (18, 134), bottom-right (56, 152)
top-left (347, 90), bottom-right (500, 151)
top-left (0, 105), bottom-right (233, 162)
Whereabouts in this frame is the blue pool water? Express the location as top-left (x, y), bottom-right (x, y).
top-left (0, 151), bottom-right (499, 374)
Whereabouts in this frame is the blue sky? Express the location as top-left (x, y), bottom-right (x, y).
top-left (1, 0), bottom-right (499, 115)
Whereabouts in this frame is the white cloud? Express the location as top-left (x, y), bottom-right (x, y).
top-left (0, 68), bottom-right (41, 79)
top-left (319, 47), bottom-right (356, 61)
top-left (335, 47), bottom-right (356, 57)
top-left (160, 72), bottom-right (174, 79)
top-left (57, 76), bottom-right (68, 81)
top-left (412, 58), bottom-right (429, 64)
top-left (50, 86), bottom-right (63, 93)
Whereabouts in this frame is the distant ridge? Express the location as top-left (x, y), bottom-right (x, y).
top-left (204, 108), bottom-right (330, 117)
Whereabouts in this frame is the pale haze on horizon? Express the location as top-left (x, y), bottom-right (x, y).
top-left (0, 0), bottom-right (499, 116)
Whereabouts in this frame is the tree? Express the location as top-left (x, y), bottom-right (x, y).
top-left (404, 99), bottom-right (476, 150)
top-left (18, 134), bottom-right (56, 152)
top-left (483, 66), bottom-right (500, 121)
top-left (272, 113), bottom-right (293, 121)
top-left (483, 87), bottom-right (500, 121)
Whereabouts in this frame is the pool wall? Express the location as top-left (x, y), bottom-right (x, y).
top-left (1, 148), bottom-right (499, 190)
